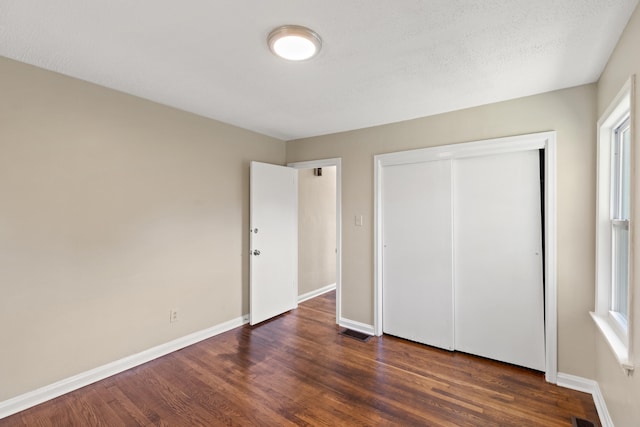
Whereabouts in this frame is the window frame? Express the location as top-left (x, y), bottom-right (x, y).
top-left (592, 76), bottom-right (635, 373)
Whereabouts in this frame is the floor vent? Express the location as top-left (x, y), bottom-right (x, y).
top-left (340, 329), bottom-right (371, 342)
top-left (571, 416), bottom-right (596, 427)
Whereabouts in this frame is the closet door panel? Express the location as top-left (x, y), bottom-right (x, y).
top-left (382, 160), bottom-right (453, 350)
top-left (453, 150), bottom-right (545, 371)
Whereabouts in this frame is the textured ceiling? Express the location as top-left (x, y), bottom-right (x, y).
top-left (1, 1), bottom-right (638, 140)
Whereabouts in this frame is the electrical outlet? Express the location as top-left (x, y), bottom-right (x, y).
top-left (170, 308), bottom-right (179, 323)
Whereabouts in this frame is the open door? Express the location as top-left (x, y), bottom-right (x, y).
top-left (250, 161), bottom-right (298, 325)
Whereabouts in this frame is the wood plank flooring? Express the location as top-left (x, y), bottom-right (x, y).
top-left (1, 291), bottom-right (599, 426)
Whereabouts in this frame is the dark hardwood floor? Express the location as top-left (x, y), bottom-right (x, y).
top-left (2, 291), bottom-right (599, 426)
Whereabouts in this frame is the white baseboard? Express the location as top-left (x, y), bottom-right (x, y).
top-left (298, 283), bottom-right (336, 304)
top-left (556, 372), bottom-right (596, 394)
top-left (591, 382), bottom-right (614, 427)
top-left (339, 318), bottom-right (375, 336)
top-left (556, 372), bottom-right (613, 427)
top-left (0, 314), bottom-right (249, 420)
top-left (5, 319), bottom-right (609, 426)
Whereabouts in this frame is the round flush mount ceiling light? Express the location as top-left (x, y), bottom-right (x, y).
top-left (268, 25), bottom-right (322, 61)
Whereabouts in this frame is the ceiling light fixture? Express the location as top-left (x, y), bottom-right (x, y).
top-left (268, 25), bottom-right (322, 61)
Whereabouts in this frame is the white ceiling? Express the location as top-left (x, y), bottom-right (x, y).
top-left (1, 1), bottom-right (638, 140)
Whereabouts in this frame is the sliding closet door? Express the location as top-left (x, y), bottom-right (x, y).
top-left (382, 160), bottom-right (453, 350)
top-left (453, 150), bottom-right (545, 371)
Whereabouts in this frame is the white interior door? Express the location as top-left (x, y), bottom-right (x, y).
top-left (382, 160), bottom-right (454, 350)
top-left (250, 161), bottom-right (298, 325)
top-left (453, 150), bottom-right (545, 371)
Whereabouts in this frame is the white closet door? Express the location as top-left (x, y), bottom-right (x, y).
top-left (382, 160), bottom-right (454, 350)
top-left (453, 150), bottom-right (545, 371)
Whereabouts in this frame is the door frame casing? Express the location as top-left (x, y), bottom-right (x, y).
top-left (288, 158), bottom-right (342, 325)
top-left (373, 132), bottom-right (558, 383)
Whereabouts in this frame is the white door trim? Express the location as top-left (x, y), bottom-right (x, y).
top-left (373, 131), bottom-right (558, 383)
top-left (288, 158), bottom-right (342, 326)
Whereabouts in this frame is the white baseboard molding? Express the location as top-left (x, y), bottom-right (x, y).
top-left (0, 314), bottom-right (249, 420)
top-left (5, 320), bottom-right (610, 425)
top-left (298, 283), bottom-right (336, 304)
top-left (557, 372), bottom-right (613, 427)
top-left (339, 318), bottom-right (375, 336)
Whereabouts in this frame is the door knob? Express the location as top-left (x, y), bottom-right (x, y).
top-left (253, 249), bottom-right (261, 256)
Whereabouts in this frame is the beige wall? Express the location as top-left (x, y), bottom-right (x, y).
top-left (298, 167), bottom-right (337, 296)
top-left (596, 4), bottom-right (640, 426)
top-left (287, 84), bottom-right (598, 379)
top-left (0, 57), bottom-right (286, 400)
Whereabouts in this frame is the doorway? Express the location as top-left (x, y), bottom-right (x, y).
top-left (288, 158), bottom-right (342, 325)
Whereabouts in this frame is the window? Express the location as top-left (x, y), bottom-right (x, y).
top-left (592, 76), bottom-right (634, 372)
top-left (611, 117), bottom-right (630, 330)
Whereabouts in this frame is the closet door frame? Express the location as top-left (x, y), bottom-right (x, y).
top-left (373, 131), bottom-right (557, 384)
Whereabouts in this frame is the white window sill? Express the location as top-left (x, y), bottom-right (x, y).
top-left (590, 311), bottom-right (634, 374)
